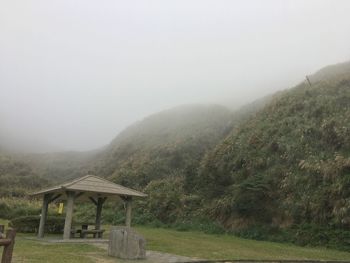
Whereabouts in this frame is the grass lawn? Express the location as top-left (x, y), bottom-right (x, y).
top-left (137, 227), bottom-right (350, 260)
top-left (1, 219), bottom-right (350, 262)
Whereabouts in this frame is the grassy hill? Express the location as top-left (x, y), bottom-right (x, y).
top-left (0, 104), bottom-right (237, 198)
top-left (90, 104), bottom-right (235, 188)
top-left (0, 150), bottom-right (100, 198)
top-left (16, 150), bottom-right (99, 183)
top-left (310, 60), bottom-right (350, 83)
top-left (0, 154), bottom-right (48, 197)
top-left (198, 63), bottom-right (350, 249)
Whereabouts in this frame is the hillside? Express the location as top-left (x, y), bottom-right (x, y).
top-left (16, 150), bottom-right (99, 183)
top-left (0, 103), bottom-right (261, 198)
top-left (90, 104), bottom-right (235, 188)
top-left (310, 60), bottom-right (350, 83)
top-left (0, 153), bottom-right (48, 197)
top-left (199, 65), bottom-right (350, 231)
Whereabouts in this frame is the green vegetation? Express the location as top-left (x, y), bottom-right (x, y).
top-left (310, 61), bottom-right (350, 82)
top-left (12, 238), bottom-right (105, 263)
top-left (198, 71), bottom-right (350, 249)
top-left (139, 226), bottom-right (350, 260)
top-left (0, 197), bottom-right (42, 219)
top-left (91, 104), bottom-right (235, 189)
top-left (1, 62), bottom-right (350, 254)
top-left (0, 155), bottom-right (48, 197)
top-left (0, 216), bottom-right (349, 262)
top-left (9, 215), bottom-right (65, 233)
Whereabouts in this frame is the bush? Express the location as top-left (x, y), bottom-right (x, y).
top-left (233, 223), bottom-right (350, 251)
top-left (9, 215), bottom-right (65, 234)
top-left (0, 198), bottom-right (41, 219)
top-left (292, 223), bottom-right (350, 251)
top-left (234, 224), bottom-right (282, 241)
top-left (143, 177), bottom-right (185, 224)
top-left (73, 203), bottom-right (97, 224)
top-left (172, 218), bottom-right (226, 234)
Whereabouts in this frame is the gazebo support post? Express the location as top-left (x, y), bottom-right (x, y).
top-left (63, 191), bottom-right (75, 239)
top-left (95, 197), bottom-right (106, 230)
top-left (125, 197), bottom-right (132, 227)
top-left (38, 193), bottom-right (51, 238)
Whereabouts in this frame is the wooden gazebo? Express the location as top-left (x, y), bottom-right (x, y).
top-left (31, 175), bottom-right (147, 239)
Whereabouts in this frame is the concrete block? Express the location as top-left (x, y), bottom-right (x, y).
top-left (108, 226), bottom-right (146, 260)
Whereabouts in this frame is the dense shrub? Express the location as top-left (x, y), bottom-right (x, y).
top-left (9, 215), bottom-right (65, 233)
top-left (0, 154), bottom-right (48, 198)
top-left (232, 224), bottom-right (292, 242)
top-left (0, 198), bottom-right (41, 219)
top-left (292, 224), bottom-right (350, 251)
top-left (171, 218), bottom-right (225, 234)
top-left (234, 223), bottom-right (350, 251)
top-left (143, 177), bottom-right (186, 224)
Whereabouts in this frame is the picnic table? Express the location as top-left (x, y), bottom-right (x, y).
top-left (70, 224), bottom-right (105, 239)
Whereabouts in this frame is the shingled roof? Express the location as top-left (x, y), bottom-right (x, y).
top-left (31, 175), bottom-right (147, 199)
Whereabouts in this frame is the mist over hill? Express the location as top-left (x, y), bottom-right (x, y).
top-left (89, 104), bottom-right (236, 187)
top-left (0, 104), bottom-right (241, 193)
top-left (0, 131), bottom-right (61, 154)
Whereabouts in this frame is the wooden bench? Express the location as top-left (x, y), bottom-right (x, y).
top-left (80, 229), bottom-right (105, 238)
top-left (70, 228), bottom-right (82, 238)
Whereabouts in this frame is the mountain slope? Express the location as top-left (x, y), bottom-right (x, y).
top-left (91, 104), bottom-right (235, 188)
top-left (0, 153), bottom-right (49, 197)
top-left (310, 60), bottom-right (350, 83)
top-left (199, 65), bottom-right (350, 229)
top-left (0, 103), bottom-right (264, 197)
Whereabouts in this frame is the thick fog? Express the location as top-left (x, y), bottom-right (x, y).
top-left (1, 0), bottom-right (350, 152)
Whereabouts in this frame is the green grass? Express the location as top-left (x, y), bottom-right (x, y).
top-left (1, 219), bottom-right (350, 262)
top-left (12, 238), bottom-right (107, 263)
top-left (136, 227), bottom-right (350, 260)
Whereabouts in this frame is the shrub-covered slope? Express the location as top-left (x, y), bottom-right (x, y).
top-left (91, 104), bottom-right (235, 188)
top-left (310, 60), bottom-right (350, 82)
top-left (16, 150), bottom-right (98, 183)
top-left (0, 154), bottom-right (48, 197)
top-left (0, 104), bottom-right (251, 199)
top-left (199, 70), bottom-right (350, 230)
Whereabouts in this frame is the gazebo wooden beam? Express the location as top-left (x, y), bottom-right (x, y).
top-left (95, 197), bottom-right (107, 231)
top-left (121, 196), bottom-right (133, 227)
top-left (63, 191), bottom-right (75, 239)
top-left (38, 193), bottom-right (52, 238)
top-left (49, 194), bottom-right (62, 203)
top-left (125, 198), bottom-right (132, 227)
top-left (75, 192), bottom-right (85, 199)
top-left (88, 197), bottom-right (97, 206)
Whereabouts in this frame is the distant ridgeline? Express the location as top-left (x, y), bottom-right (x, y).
top-left (0, 61), bottom-right (349, 250)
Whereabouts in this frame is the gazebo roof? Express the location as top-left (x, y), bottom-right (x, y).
top-left (31, 174), bottom-right (147, 199)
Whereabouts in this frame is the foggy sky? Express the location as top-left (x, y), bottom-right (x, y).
top-left (1, 0), bottom-right (350, 152)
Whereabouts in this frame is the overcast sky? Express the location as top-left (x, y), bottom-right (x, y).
top-left (1, 0), bottom-right (350, 152)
